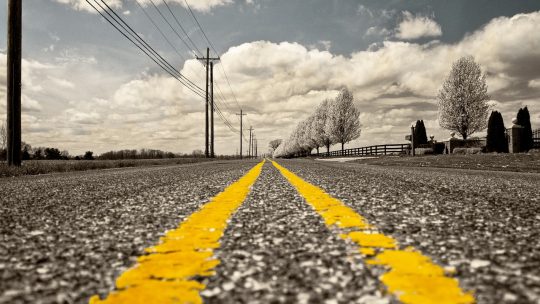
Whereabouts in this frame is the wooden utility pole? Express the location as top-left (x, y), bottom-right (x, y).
top-left (235, 110), bottom-right (246, 159)
top-left (411, 125), bottom-right (416, 156)
top-left (254, 137), bottom-right (257, 158)
top-left (210, 61), bottom-right (214, 158)
top-left (248, 127), bottom-right (253, 158)
top-left (197, 48), bottom-right (219, 158)
top-left (7, 0), bottom-right (22, 166)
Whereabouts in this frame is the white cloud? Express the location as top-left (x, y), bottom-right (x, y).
top-left (365, 26), bottom-right (392, 37)
top-left (357, 5), bottom-right (374, 18)
top-left (54, 0), bottom-right (232, 13)
top-left (2, 11), bottom-right (540, 155)
top-left (64, 109), bottom-right (102, 125)
top-left (530, 79), bottom-right (540, 88)
top-left (48, 76), bottom-right (75, 89)
top-left (395, 11), bottom-right (442, 40)
top-left (53, 0), bottom-right (122, 13)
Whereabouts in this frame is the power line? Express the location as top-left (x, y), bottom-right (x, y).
top-left (132, 0), bottom-right (238, 137)
top-left (184, 0), bottom-right (243, 114)
top-left (88, 0), bottom-right (205, 98)
top-left (161, 0), bottom-right (202, 56)
top-left (147, 0), bottom-right (199, 57)
top-left (183, 0), bottom-right (218, 57)
top-left (89, 0), bottom-right (242, 141)
top-left (134, 0), bottom-right (186, 62)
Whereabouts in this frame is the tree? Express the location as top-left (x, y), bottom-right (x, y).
top-left (268, 139), bottom-right (282, 153)
top-left (33, 147), bottom-right (44, 160)
top-left (21, 142), bottom-right (32, 160)
top-left (437, 56), bottom-right (490, 139)
top-left (45, 148), bottom-right (62, 160)
top-left (191, 149), bottom-right (204, 157)
top-left (311, 99), bottom-right (334, 154)
top-left (414, 120), bottom-right (428, 147)
top-left (84, 151), bottom-right (95, 160)
top-left (486, 111), bottom-right (508, 153)
top-left (298, 117), bottom-right (317, 156)
top-left (516, 106), bottom-right (533, 151)
top-left (325, 88), bottom-right (361, 151)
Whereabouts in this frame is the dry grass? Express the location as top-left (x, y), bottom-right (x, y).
top-left (0, 158), bottom-right (213, 178)
top-left (355, 152), bottom-right (540, 173)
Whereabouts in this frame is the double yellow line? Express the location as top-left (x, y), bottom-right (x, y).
top-left (90, 159), bottom-right (474, 304)
top-left (272, 160), bottom-right (474, 304)
top-left (90, 160), bottom-right (265, 304)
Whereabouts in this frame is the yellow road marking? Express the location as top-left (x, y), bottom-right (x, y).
top-left (271, 160), bottom-right (474, 304)
top-left (89, 160), bottom-right (265, 304)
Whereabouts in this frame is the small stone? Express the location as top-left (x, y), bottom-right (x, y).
top-left (222, 281), bottom-right (235, 291)
top-left (470, 259), bottom-right (490, 269)
top-left (503, 293), bottom-right (518, 302)
top-left (29, 230), bottom-right (45, 236)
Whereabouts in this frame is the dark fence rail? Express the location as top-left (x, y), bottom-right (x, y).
top-left (534, 129), bottom-right (540, 149)
top-left (313, 143), bottom-right (410, 157)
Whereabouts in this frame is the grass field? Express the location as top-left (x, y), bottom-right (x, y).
top-left (354, 152), bottom-right (540, 173)
top-left (0, 158), bottom-right (214, 178)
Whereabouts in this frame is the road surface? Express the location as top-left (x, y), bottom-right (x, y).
top-left (1, 159), bottom-right (539, 303)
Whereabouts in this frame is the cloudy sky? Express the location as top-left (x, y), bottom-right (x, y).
top-left (1, 0), bottom-right (540, 155)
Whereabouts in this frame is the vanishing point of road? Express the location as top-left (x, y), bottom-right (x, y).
top-left (1, 159), bottom-right (539, 304)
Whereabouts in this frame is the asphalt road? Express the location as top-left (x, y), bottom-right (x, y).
top-left (1, 159), bottom-right (539, 303)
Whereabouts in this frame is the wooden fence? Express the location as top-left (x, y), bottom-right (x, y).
top-left (313, 143), bottom-right (411, 157)
top-left (534, 128), bottom-right (540, 148)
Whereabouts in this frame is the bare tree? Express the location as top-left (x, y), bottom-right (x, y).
top-left (325, 88), bottom-right (361, 151)
top-left (268, 139), bottom-right (282, 152)
top-left (311, 99), bottom-right (334, 154)
top-left (437, 56), bottom-right (490, 139)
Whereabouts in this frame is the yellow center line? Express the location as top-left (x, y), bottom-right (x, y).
top-left (271, 160), bottom-right (474, 304)
top-left (89, 160), bottom-right (265, 304)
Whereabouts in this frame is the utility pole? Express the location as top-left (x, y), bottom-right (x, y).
top-left (252, 134), bottom-right (256, 159)
top-left (197, 47), bottom-right (219, 158)
top-left (235, 110), bottom-right (246, 159)
top-left (7, 0), bottom-right (22, 166)
top-left (210, 61), bottom-right (214, 158)
top-left (411, 125), bottom-right (416, 156)
top-left (248, 127), bottom-right (253, 158)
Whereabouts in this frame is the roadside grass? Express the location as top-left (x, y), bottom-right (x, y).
top-left (0, 158), bottom-right (214, 178)
top-left (354, 152), bottom-right (540, 173)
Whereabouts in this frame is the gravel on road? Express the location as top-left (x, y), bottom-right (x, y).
top-left (278, 159), bottom-right (540, 304)
top-left (2, 158), bottom-right (539, 304)
top-left (0, 160), bottom-right (257, 304)
top-left (204, 161), bottom-right (390, 304)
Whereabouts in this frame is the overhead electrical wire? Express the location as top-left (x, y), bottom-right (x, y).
top-left (97, 0), bottom-right (202, 94)
top-left (184, 0), bottom-right (248, 124)
top-left (161, 0), bottom-right (202, 56)
top-left (144, 0), bottom-right (239, 132)
top-left (89, 0), bottom-right (243, 137)
top-left (134, 0), bottom-right (187, 63)
top-left (87, 0), bottom-right (205, 98)
top-left (147, 0), bottom-right (200, 58)
top-left (133, 0), bottom-right (206, 85)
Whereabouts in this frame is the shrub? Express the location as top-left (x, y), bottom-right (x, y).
top-left (415, 148), bottom-right (434, 155)
top-left (453, 147), bottom-right (482, 154)
top-left (516, 106), bottom-right (533, 151)
top-left (486, 111), bottom-right (508, 153)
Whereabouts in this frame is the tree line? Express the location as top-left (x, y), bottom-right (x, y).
top-left (270, 56), bottom-right (535, 158)
top-left (272, 88), bottom-right (361, 158)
